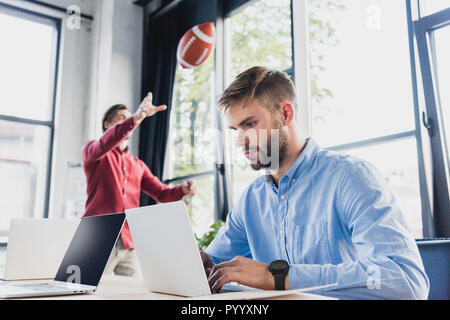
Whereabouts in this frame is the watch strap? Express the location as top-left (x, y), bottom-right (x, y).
top-left (273, 273), bottom-right (286, 290)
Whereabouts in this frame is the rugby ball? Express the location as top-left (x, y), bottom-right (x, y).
top-left (177, 22), bottom-right (215, 69)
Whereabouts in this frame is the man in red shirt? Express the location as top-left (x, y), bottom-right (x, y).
top-left (82, 92), bottom-right (196, 276)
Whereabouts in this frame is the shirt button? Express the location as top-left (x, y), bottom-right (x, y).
top-left (292, 178), bottom-right (296, 182)
top-left (123, 166), bottom-right (127, 171)
top-left (280, 195), bottom-right (286, 200)
top-left (280, 229), bottom-right (284, 235)
top-left (124, 179), bottom-right (127, 184)
top-left (124, 194), bottom-right (127, 198)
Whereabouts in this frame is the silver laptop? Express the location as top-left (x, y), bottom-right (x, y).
top-left (1, 218), bottom-right (79, 281)
top-left (0, 213), bottom-right (125, 299)
top-left (125, 201), bottom-right (259, 297)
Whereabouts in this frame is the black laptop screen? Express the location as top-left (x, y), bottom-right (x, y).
top-left (54, 213), bottom-right (125, 286)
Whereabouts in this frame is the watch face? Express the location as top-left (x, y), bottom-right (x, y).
top-left (270, 260), bottom-right (288, 272)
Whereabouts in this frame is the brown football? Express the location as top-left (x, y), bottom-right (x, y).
top-left (177, 22), bottom-right (215, 69)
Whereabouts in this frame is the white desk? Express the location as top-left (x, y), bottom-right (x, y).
top-left (1, 275), bottom-right (335, 300)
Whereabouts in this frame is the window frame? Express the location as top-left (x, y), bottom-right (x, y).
top-left (220, 0), bottom-right (295, 212)
top-left (413, 5), bottom-right (450, 237)
top-left (162, 0), bottom-right (449, 238)
top-left (163, 0), bottom-right (296, 223)
top-left (295, 0), bottom-right (434, 239)
top-left (219, 0), bottom-right (443, 238)
top-left (0, 2), bottom-right (61, 245)
top-left (163, 43), bottom-right (222, 223)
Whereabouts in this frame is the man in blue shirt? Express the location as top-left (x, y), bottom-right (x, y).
top-left (201, 66), bottom-right (429, 299)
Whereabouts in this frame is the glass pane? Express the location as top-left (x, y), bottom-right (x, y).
top-left (228, 0), bottom-right (293, 79)
top-left (227, 0), bottom-right (293, 205)
top-left (0, 11), bottom-right (56, 121)
top-left (433, 26), bottom-right (450, 164)
top-left (421, 0), bottom-right (450, 16)
top-left (344, 138), bottom-right (423, 238)
top-left (165, 56), bottom-right (215, 180)
top-left (309, 0), bottom-right (416, 147)
top-left (0, 120), bottom-right (50, 233)
top-left (170, 174), bottom-right (215, 239)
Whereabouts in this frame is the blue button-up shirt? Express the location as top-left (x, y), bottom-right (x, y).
top-left (205, 137), bottom-right (429, 299)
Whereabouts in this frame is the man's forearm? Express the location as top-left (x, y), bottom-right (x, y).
top-left (83, 117), bottom-right (137, 162)
top-left (156, 185), bottom-right (186, 202)
top-left (288, 256), bottom-right (428, 299)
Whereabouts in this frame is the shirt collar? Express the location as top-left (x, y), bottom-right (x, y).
top-left (264, 137), bottom-right (321, 183)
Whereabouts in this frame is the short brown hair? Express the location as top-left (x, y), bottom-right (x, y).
top-left (102, 104), bottom-right (130, 132)
top-left (218, 66), bottom-right (296, 112)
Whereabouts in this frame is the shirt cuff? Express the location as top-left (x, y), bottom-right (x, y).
top-left (172, 185), bottom-right (186, 200)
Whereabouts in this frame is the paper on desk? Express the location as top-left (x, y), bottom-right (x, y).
top-left (191, 282), bottom-right (338, 300)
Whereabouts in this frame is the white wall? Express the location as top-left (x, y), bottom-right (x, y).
top-left (109, 0), bottom-right (143, 155)
top-left (84, 0), bottom-right (143, 155)
top-left (3, 0), bottom-right (144, 220)
top-left (50, 1), bottom-right (95, 221)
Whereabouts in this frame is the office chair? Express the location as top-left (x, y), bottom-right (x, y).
top-left (415, 238), bottom-right (450, 300)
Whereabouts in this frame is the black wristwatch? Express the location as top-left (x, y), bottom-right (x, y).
top-left (268, 260), bottom-right (289, 290)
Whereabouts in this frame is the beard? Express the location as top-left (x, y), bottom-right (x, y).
top-left (246, 120), bottom-right (288, 171)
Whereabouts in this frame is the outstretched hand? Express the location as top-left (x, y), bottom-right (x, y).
top-left (181, 180), bottom-right (197, 197)
top-left (134, 92), bottom-right (167, 123)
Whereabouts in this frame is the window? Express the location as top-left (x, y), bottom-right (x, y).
top-left (308, 0), bottom-right (424, 237)
top-left (225, 0), bottom-right (294, 206)
top-left (309, 0), bottom-right (416, 145)
top-left (0, 4), bottom-right (60, 241)
top-left (164, 53), bottom-right (216, 238)
top-left (163, 0), bottom-right (450, 238)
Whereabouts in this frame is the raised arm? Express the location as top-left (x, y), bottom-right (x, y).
top-left (82, 117), bottom-right (137, 164)
top-left (140, 161), bottom-right (196, 202)
top-left (83, 92), bottom-right (167, 164)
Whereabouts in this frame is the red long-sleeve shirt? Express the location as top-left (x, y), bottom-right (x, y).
top-left (82, 116), bottom-right (185, 249)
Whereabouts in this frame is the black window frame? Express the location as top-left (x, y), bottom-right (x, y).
top-left (413, 3), bottom-right (450, 237)
top-left (142, 0), bottom-right (450, 238)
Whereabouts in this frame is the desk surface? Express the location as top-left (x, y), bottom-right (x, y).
top-left (1, 275), bottom-right (335, 300)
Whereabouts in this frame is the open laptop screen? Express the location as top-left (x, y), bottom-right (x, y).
top-left (54, 213), bottom-right (125, 287)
